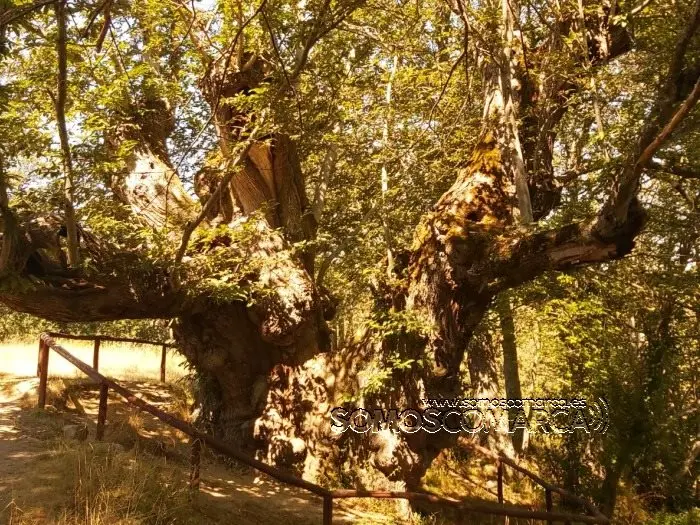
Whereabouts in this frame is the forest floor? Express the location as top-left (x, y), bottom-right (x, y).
top-left (0, 342), bottom-right (400, 525)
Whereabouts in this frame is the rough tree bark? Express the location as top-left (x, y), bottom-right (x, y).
top-left (0, 0), bottom-right (697, 500)
top-left (108, 94), bottom-right (196, 230)
top-left (364, 0), bottom-right (698, 489)
top-left (168, 51), bottom-right (331, 455)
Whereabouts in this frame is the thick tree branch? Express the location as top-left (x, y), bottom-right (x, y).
top-left (630, 0), bottom-right (655, 16)
top-left (0, 280), bottom-right (188, 322)
top-left (0, 210), bottom-right (185, 322)
top-left (195, 0), bottom-right (267, 157)
top-left (506, 0), bottom-right (633, 220)
top-left (490, 202), bottom-right (646, 294)
top-left (1, 204), bottom-right (323, 351)
top-left (0, 0), bottom-right (54, 29)
top-left (54, 0), bottom-right (80, 267)
top-left (498, 9), bottom-right (700, 290)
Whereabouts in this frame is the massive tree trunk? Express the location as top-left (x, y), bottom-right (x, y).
top-left (0, 0), bottom-right (696, 501)
top-left (171, 301), bottom-right (327, 454)
top-left (363, 2), bottom-right (642, 488)
top-left (163, 53), bottom-right (332, 457)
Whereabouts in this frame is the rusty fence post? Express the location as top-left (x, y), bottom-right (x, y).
top-left (545, 488), bottom-right (553, 525)
top-left (37, 339), bottom-right (49, 409)
top-left (189, 438), bottom-right (201, 491)
top-left (323, 495), bottom-right (333, 525)
top-left (497, 459), bottom-right (504, 504)
top-left (96, 382), bottom-right (108, 440)
top-left (160, 345), bottom-right (167, 383)
top-left (36, 338), bottom-right (43, 377)
top-left (93, 337), bottom-right (101, 372)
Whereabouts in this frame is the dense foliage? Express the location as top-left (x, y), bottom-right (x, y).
top-left (0, 0), bottom-right (698, 522)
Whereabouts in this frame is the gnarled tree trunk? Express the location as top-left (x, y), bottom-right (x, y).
top-left (162, 53), bottom-right (332, 458)
top-left (0, 0), bottom-right (696, 504)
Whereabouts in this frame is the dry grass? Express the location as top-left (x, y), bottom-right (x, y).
top-left (0, 439), bottom-right (336, 525)
top-left (3, 443), bottom-right (192, 525)
top-left (0, 340), bottom-right (188, 383)
top-left (0, 341), bottom-right (197, 524)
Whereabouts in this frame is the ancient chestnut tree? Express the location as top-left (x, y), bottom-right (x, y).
top-left (0, 0), bottom-right (698, 495)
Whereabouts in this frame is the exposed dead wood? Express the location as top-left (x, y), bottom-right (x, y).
top-left (175, 133), bottom-right (257, 265)
top-left (108, 97), bottom-right (196, 230)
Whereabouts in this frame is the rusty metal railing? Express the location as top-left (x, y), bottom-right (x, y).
top-left (36, 332), bottom-right (609, 524)
top-left (36, 334), bottom-right (329, 498)
top-left (46, 332), bottom-right (176, 382)
top-left (457, 438), bottom-right (610, 524)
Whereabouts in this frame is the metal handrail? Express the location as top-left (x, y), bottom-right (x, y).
top-left (36, 332), bottom-right (609, 524)
top-left (37, 334), bottom-right (329, 495)
top-left (47, 332), bottom-right (176, 347)
top-left (46, 331), bottom-right (175, 382)
top-left (457, 438), bottom-right (609, 523)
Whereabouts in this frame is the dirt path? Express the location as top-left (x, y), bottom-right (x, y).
top-left (0, 377), bottom-right (46, 498)
top-left (0, 375), bottom-right (396, 524)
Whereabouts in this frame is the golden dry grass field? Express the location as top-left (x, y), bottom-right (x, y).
top-left (0, 339), bottom-right (187, 382)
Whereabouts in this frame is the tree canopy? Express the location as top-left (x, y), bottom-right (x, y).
top-left (0, 0), bottom-right (698, 521)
